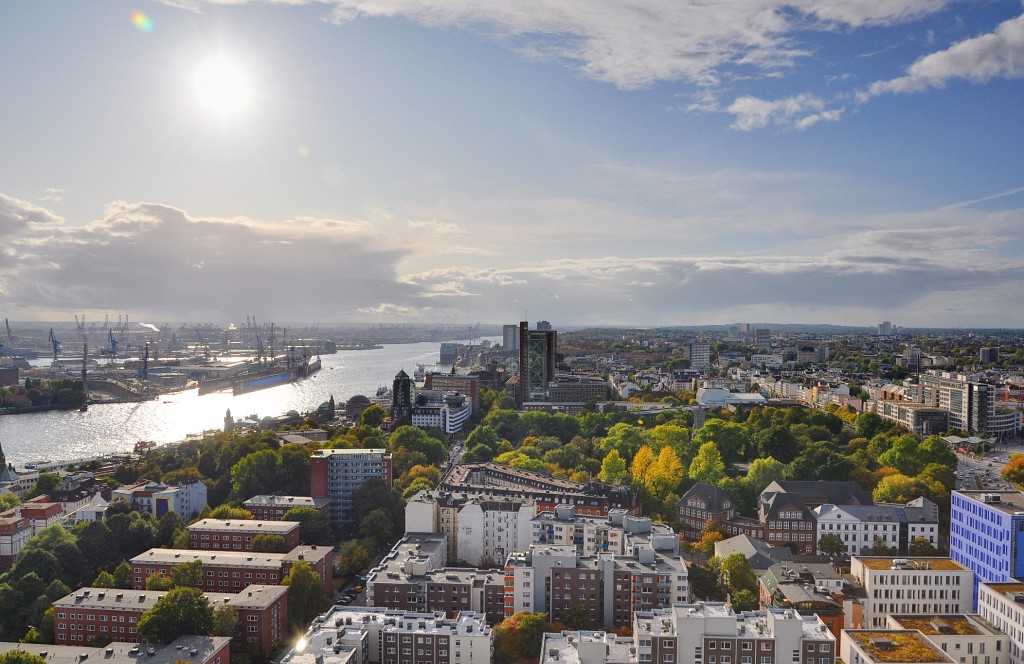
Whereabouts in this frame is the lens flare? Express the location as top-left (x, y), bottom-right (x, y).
top-left (131, 11), bottom-right (154, 33)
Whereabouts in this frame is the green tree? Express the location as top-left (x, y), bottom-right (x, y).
top-left (687, 564), bottom-right (724, 601)
top-left (753, 426), bottom-right (800, 464)
top-left (465, 425), bottom-right (501, 455)
top-left (598, 450), bottom-right (629, 484)
top-left (560, 604), bottom-right (593, 631)
top-left (212, 605), bottom-right (239, 638)
top-left (351, 478), bottom-right (404, 527)
top-left (230, 450), bottom-right (283, 501)
top-left (731, 589), bottom-right (759, 612)
top-left (0, 493), bottom-right (21, 511)
top-left (336, 540), bottom-right (370, 576)
top-left (0, 651), bottom-right (46, 664)
top-left (113, 561), bottom-right (133, 589)
top-left (146, 574), bottom-right (173, 591)
top-left (25, 473), bottom-right (61, 500)
top-left (251, 534), bottom-right (288, 553)
top-left (717, 553), bottom-right (757, 595)
top-left (19, 628), bottom-right (43, 644)
top-left (137, 587), bottom-right (214, 644)
top-left (818, 533), bottom-right (846, 557)
top-left (745, 457), bottom-right (786, 496)
top-left (855, 412), bottom-right (883, 439)
top-left (360, 509), bottom-right (395, 544)
top-left (908, 537), bottom-right (938, 556)
top-left (209, 505), bottom-right (254, 520)
top-left (157, 512), bottom-right (186, 547)
top-left (172, 560), bottom-right (203, 588)
top-left (93, 571), bottom-right (117, 588)
top-left (282, 506), bottom-right (333, 545)
top-left (282, 560), bottom-right (329, 629)
top-left (693, 420), bottom-right (751, 464)
top-left (689, 442), bottom-right (726, 484)
top-left (359, 404), bottom-right (386, 428)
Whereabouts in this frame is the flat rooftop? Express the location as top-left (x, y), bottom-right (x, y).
top-left (890, 616), bottom-right (990, 636)
top-left (856, 557), bottom-right (966, 571)
top-left (188, 518), bottom-right (299, 534)
top-left (848, 631), bottom-right (954, 663)
top-left (955, 491), bottom-right (1024, 515)
top-left (243, 495), bottom-right (331, 508)
top-left (3, 636), bottom-right (232, 664)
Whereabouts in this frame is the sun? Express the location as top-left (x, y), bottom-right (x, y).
top-left (192, 57), bottom-right (252, 115)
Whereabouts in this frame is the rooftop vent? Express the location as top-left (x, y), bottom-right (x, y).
top-left (869, 638), bottom-right (897, 650)
top-left (930, 620), bottom-right (953, 634)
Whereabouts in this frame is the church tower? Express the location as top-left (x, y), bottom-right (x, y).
top-left (392, 369), bottom-right (412, 421)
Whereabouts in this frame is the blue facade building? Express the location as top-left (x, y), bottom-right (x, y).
top-left (950, 490), bottom-right (1024, 608)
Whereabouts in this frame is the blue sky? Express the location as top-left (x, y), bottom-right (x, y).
top-left (1, 0), bottom-right (1023, 327)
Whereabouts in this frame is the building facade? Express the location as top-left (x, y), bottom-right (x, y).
top-left (849, 556), bottom-right (974, 628)
top-left (242, 494), bottom-right (332, 521)
top-left (311, 448), bottom-right (394, 528)
top-left (950, 491), bottom-right (1024, 607)
top-left (187, 518), bottom-right (302, 551)
top-left (518, 322), bottom-right (557, 407)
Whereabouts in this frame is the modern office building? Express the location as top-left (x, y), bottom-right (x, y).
top-left (393, 369), bottom-right (414, 421)
top-left (755, 328), bottom-right (772, 351)
top-left (977, 581), bottom-right (1024, 664)
top-left (502, 324), bottom-right (519, 352)
top-left (518, 321), bottom-right (557, 407)
top-left (311, 448), bottom-right (393, 528)
top-left (849, 556), bottom-right (974, 628)
top-left (951, 491), bottom-right (1024, 607)
top-left (919, 371), bottom-right (995, 435)
top-left (410, 390), bottom-right (473, 434)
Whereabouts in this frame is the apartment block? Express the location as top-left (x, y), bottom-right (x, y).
top-left (631, 604), bottom-right (836, 664)
top-left (440, 462), bottom-right (636, 516)
top-left (53, 585), bottom-right (287, 655)
top-left (282, 607), bottom-right (491, 664)
top-left (841, 630), bottom-right (955, 664)
top-left (112, 480), bottom-right (208, 519)
top-left (188, 518), bottom-right (302, 551)
top-left (760, 563), bottom-right (847, 639)
top-left (6, 636), bottom-right (231, 664)
top-left (130, 544), bottom-right (334, 594)
top-left (0, 515), bottom-right (30, 568)
top-left (950, 491), bottom-right (1024, 607)
top-left (814, 498), bottom-right (939, 556)
top-left (850, 557), bottom-right (974, 628)
top-left (885, 614), bottom-right (1009, 664)
top-left (311, 448), bottom-right (393, 529)
top-left (978, 582), bottom-right (1024, 664)
top-left (243, 494), bottom-right (332, 521)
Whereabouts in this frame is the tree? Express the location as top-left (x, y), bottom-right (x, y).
top-left (251, 534), bottom-right (288, 553)
top-left (360, 509), bottom-right (395, 544)
top-left (689, 442), bottom-right (726, 484)
top-left (351, 478), bottom-right (404, 528)
top-left (230, 450), bottom-right (283, 501)
top-left (855, 412), bottom-right (883, 439)
top-left (731, 589), bottom-right (759, 612)
top-left (93, 571), bottom-right (117, 588)
top-left (745, 457), bottom-right (786, 496)
top-left (598, 450), bottom-right (629, 485)
top-left (282, 506), bottom-right (333, 545)
top-left (693, 420), bottom-right (751, 464)
top-left (146, 574), bottom-right (173, 591)
top-left (0, 652), bottom-right (46, 664)
top-left (648, 446), bottom-right (685, 497)
top-left (630, 446), bottom-right (656, 489)
top-left (1002, 454), bottom-right (1024, 487)
top-left (717, 553), bottom-right (757, 595)
top-left (688, 564), bottom-right (724, 601)
top-left (560, 604), bottom-right (593, 631)
top-left (25, 473), bottom-right (61, 500)
top-left (157, 512), bottom-right (186, 547)
top-left (113, 561), bottom-right (133, 589)
top-left (172, 560), bottom-right (203, 588)
top-left (212, 605), bottom-right (239, 638)
top-left (359, 405), bottom-right (386, 428)
top-left (871, 536), bottom-right (894, 555)
top-left (336, 540), bottom-right (370, 576)
top-left (909, 536), bottom-right (938, 556)
top-left (493, 612), bottom-right (550, 664)
top-left (282, 560), bottom-right (329, 629)
top-left (818, 533), bottom-right (846, 557)
top-left (0, 493), bottom-right (20, 512)
top-left (465, 425), bottom-right (500, 455)
top-left (138, 587), bottom-right (214, 644)
top-left (209, 505), bottom-right (254, 520)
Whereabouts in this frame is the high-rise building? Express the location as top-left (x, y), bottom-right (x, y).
top-left (981, 347), bottom-right (1000, 364)
top-left (518, 321), bottom-right (556, 407)
top-left (877, 320), bottom-right (893, 336)
top-left (536, 320), bottom-right (552, 331)
top-left (502, 324), bottom-right (519, 352)
top-left (755, 328), bottom-right (771, 351)
top-left (689, 343), bottom-right (711, 370)
top-left (950, 490), bottom-right (1024, 608)
top-left (392, 369), bottom-right (413, 420)
top-left (310, 448), bottom-right (393, 529)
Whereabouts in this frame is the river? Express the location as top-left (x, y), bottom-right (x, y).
top-left (0, 339), bottom-right (492, 465)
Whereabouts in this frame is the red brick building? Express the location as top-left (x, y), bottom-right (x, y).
top-left (131, 544), bottom-right (334, 594)
top-left (188, 519), bottom-right (302, 551)
top-left (53, 585), bottom-right (287, 655)
top-left (242, 495), bottom-right (331, 521)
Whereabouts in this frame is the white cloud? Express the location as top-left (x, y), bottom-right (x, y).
top-left (726, 93), bottom-right (840, 131)
top-left (407, 219), bottom-right (465, 234)
top-left (0, 193), bottom-right (63, 235)
top-left (167, 0), bottom-right (953, 89)
top-left (867, 11), bottom-right (1024, 97)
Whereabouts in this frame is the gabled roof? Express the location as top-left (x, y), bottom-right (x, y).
top-left (759, 490), bottom-right (812, 520)
top-left (764, 480), bottom-right (873, 506)
top-left (677, 482), bottom-right (733, 513)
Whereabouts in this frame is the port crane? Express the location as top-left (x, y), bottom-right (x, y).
top-left (48, 328), bottom-right (61, 362)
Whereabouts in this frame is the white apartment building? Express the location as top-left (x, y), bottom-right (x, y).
top-left (850, 557), bottom-right (974, 628)
top-left (885, 614), bottom-right (1010, 664)
top-left (841, 630), bottom-right (955, 664)
top-left (405, 491), bottom-right (534, 566)
top-left (286, 607), bottom-right (491, 664)
top-left (531, 505), bottom-right (679, 558)
top-left (813, 499), bottom-right (939, 556)
top-left (977, 582), bottom-right (1024, 664)
top-left (632, 603), bottom-right (836, 664)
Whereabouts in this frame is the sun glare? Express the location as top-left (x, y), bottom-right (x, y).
top-left (192, 57), bottom-right (252, 115)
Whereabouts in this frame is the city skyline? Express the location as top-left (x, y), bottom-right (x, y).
top-left (2, 1), bottom-right (1023, 326)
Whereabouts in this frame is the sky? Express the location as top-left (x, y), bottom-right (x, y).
top-left (1, 0), bottom-right (1023, 328)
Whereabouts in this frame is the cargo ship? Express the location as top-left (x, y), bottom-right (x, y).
top-left (232, 349), bottom-right (321, 395)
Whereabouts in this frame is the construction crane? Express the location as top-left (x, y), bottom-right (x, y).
top-left (4, 319), bottom-right (12, 345)
top-left (107, 328), bottom-right (119, 355)
top-left (49, 328), bottom-right (61, 362)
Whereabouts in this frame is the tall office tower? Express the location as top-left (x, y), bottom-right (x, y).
top-left (877, 320), bottom-right (893, 336)
top-left (689, 343), bottom-right (711, 370)
top-left (392, 369), bottom-right (412, 420)
top-left (518, 321), bottom-right (556, 407)
top-left (536, 320), bottom-right (552, 331)
top-left (980, 347), bottom-right (1000, 364)
top-left (755, 328), bottom-right (771, 352)
top-left (502, 324), bottom-right (519, 352)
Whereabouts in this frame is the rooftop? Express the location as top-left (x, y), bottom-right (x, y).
top-left (847, 630), bottom-right (954, 664)
top-left (1, 636), bottom-right (232, 664)
top-left (954, 491), bottom-right (1024, 515)
top-left (243, 495), bottom-right (331, 508)
top-left (188, 518), bottom-right (299, 534)
top-left (855, 557), bottom-right (966, 572)
top-left (889, 615), bottom-right (995, 637)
